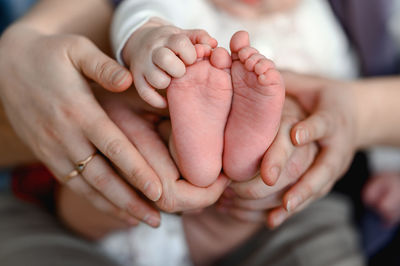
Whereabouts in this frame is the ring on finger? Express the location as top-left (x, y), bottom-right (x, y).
top-left (62, 152), bottom-right (97, 183)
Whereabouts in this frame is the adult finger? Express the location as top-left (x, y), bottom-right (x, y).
top-left (260, 116), bottom-right (297, 186)
top-left (230, 195), bottom-right (282, 211)
top-left (226, 208), bottom-right (265, 223)
top-left (68, 36), bottom-right (132, 92)
top-left (158, 175), bottom-right (230, 213)
top-left (266, 197), bottom-right (315, 229)
top-left (80, 154), bottom-right (161, 227)
top-left (48, 153), bottom-right (140, 225)
top-left (81, 104), bottom-right (163, 203)
top-left (291, 110), bottom-right (335, 146)
top-left (64, 177), bottom-right (140, 226)
top-left (281, 147), bottom-right (346, 212)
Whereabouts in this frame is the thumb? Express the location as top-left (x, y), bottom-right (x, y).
top-left (291, 108), bottom-right (335, 146)
top-left (69, 38), bottom-right (132, 92)
top-left (281, 71), bottom-right (327, 94)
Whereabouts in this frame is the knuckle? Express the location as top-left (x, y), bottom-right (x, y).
top-left (128, 166), bottom-right (146, 184)
top-left (95, 60), bottom-right (118, 82)
top-left (126, 201), bottom-right (142, 215)
top-left (158, 196), bottom-right (176, 213)
top-left (171, 34), bottom-right (190, 49)
top-left (105, 138), bottom-right (124, 158)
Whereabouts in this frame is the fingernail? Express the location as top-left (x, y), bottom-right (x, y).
top-left (112, 69), bottom-right (129, 86)
top-left (295, 128), bottom-right (308, 145)
top-left (269, 166), bottom-right (280, 184)
top-left (144, 214), bottom-right (160, 227)
top-left (273, 211), bottom-right (287, 227)
top-left (286, 195), bottom-right (301, 212)
top-left (144, 181), bottom-right (162, 202)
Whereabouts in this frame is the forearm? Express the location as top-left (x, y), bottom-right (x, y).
top-left (11, 0), bottom-right (113, 52)
top-left (354, 76), bottom-right (400, 148)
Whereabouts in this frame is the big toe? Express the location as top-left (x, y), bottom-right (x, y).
top-left (210, 47), bottom-right (232, 69)
top-left (230, 31), bottom-right (250, 55)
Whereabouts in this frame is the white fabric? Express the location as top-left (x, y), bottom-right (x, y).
top-left (107, 1), bottom-right (360, 265)
top-left (100, 212), bottom-right (192, 266)
top-left (111, 0), bottom-right (358, 79)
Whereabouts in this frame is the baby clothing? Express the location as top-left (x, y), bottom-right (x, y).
top-left (112, 0), bottom-right (357, 80)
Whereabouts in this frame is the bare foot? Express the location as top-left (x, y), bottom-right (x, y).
top-left (167, 46), bottom-right (233, 187)
top-left (223, 31), bottom-right (285, 182)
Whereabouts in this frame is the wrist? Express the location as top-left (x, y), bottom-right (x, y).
top-left (351, 80), bottom-right (379, 149)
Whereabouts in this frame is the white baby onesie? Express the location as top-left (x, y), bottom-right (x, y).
top-left (104, 1), bottom-right (359, 265)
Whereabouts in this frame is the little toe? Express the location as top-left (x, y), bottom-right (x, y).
top-left (258, 69), bottom-right (284, 89)
top-left (254, 58), bottom-right (275, 76)
top-left (210, 47), bottom-right (232, 69)
top-left (245, 53), bottom-right (265, 72)
top-left (230, 31), bottom-right (250, 54)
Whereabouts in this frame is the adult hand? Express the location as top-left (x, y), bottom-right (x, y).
top-left (0, 24), bottom-right (163, 227)
top-left (271, 71), bottom-right (358, 223)
top-left (99, 96), bottom-right (230, 213)
top-left (217, 97), bottom-right (318, 228)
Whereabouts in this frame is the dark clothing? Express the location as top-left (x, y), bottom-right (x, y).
top-left (329, 0), bottom-right (399, 76)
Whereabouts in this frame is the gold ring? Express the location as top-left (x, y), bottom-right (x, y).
top-left (75, 153), bottom-right (96, 174)
top-left (62, 153), bottom-right (96, 183)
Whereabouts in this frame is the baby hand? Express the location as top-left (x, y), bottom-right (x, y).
top-left (122, 18), bottom-right (218, 108)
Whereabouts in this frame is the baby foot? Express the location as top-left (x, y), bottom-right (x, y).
top-left (223, 31), bottom-right (285, 181)
top-left (167, 46), bottom-right (233, 187)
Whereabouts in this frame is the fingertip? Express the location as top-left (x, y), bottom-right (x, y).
top-left (291, 125), bottom-right (309, 146)
top-left (144, 212), bottom-right (161, 228)
top-left (143, 180), bottom-right (163, 202)
top-left (269, 208), bottom-right (288, 228)
top-left (284, 193), bottom-right (302, 213)
top-left (111, 69), bottom-right (133, 91)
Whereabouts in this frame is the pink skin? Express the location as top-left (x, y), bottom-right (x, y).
top-left (363, 173), bottom-right (400, 226)
top-left (223, 31), bottom-right (285, 181)
top-left (167, 46), bottom-right (233, 187)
